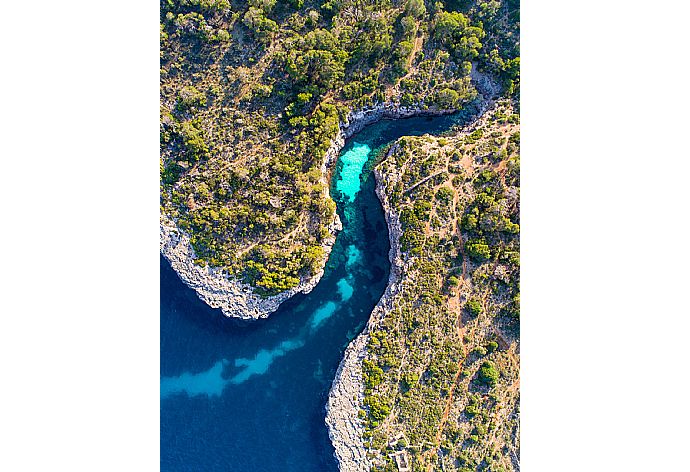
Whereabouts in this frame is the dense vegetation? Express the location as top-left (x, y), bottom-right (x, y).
top-left (160, 0), bottom-right (520, 295)
top-left (360, 100), bottom-right (520, 471)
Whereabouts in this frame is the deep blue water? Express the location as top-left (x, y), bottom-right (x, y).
top-left (161, 112), bottom-right (473, 471)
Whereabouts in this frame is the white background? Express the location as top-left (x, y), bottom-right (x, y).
top-left (1, 0), bottom-right (689, 470)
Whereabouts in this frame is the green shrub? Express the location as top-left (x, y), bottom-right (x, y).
top-left (474, 423), bottom-right (487, 436)
top-left (176, 86), bottom-right (207, 112)
top-left (472, 346), bottom-right (486, 356)
top-left (243, 7), bottom-right (277, 43)
top-left (179, 121), bottom-right (209, 161)
top-left (433, 88), bottom-right (461, 109)
top-left (478, 361), bottom-right (499, 387)
top-left (363, 360), bottom-right (385, 389)
top-left (465, 298), bottom-right (482, 317)
top-left (465, 404), bottom-right (478, 417)
top-left (401, 372), bottom-right (419, 392)
top-left (365, 395), bottom-right (391, 422)
top-left (465, 239), bottom-right (491, 261)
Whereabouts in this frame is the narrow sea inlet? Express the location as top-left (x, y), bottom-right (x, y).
top-left (160, 112), bottom-right (469, 471)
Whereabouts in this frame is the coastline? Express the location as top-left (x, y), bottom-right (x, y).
top-left (160, 68), bottom-right (501, 463)
top-left (324, 162), bottom-right (408, 472)
top-left (324, 71), bottom-right (500, 470)
top-left (160, 102), bottom-right (458, 320)
top-left (160, 213), bottom-right (340, 319)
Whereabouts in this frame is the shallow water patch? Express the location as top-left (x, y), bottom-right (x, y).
top-left (229, 338), bottom-right (305, 384)
top-left (336, 143), bottom-right (371, 202)
top-left (161, 360), bottom-right (228, 399)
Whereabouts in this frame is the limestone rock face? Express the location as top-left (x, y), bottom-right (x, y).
top-left (325, 334), bottom-right (372, 472)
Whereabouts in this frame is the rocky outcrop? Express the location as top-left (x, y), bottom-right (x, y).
top-left (160, 213), bottom-right (341, 319)
top-left (324, 333), bottom-right (371, 471)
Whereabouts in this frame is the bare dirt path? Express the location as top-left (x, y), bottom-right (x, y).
top-left (386, 32), bottom-right (425, 99)
top-left (408, 36), bottom-right (424, 70)
top-left (419, 165), bottom-right (472, 470)
top-left (422, 308), bottom-right (467, 471)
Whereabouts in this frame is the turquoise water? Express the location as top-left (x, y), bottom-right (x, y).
top-left (161, 111), bottom-right (475, 471)
top-left (336, 143), bottom-right (371, 202)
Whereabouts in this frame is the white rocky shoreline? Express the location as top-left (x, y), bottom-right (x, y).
top-left (160, 213), bottom-right (341, 319)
